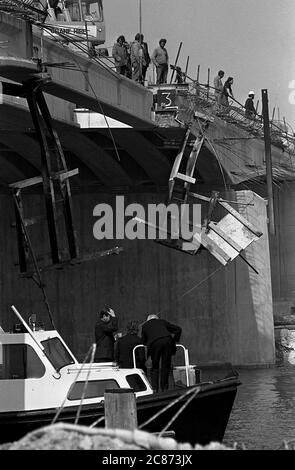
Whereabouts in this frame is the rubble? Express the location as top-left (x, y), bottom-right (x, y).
top-left (0, 423), bottom-right (232, 450)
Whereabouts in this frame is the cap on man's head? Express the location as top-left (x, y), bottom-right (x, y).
top-left (248, 90), bottom-right (255, 96)
top-left (159, 38), bottom-right (167, 44)
top-left (146, 313), bottom-right (159, 321)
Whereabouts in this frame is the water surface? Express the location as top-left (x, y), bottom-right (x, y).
top-left (222, 364), bottom-right (295, 450)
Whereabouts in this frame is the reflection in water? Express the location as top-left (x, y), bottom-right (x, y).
top-left (223, 364), bottom-right (295, 449)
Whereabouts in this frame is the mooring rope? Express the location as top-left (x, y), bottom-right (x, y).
top-left (52, 343), bottom-right (96, 424)
top-left (138, 385), bottom-right (200, 430)
top-left (159, 386), bottom-right (201, 436)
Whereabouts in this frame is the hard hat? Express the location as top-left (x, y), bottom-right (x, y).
top-left (248, 91), bottom-right (255, 96)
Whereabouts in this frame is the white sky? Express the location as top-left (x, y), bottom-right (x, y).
top-left (103, 0), bottom-right (295, 130)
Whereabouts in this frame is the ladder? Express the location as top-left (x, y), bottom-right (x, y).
top-left (6, 77), bottom-right (78, 273)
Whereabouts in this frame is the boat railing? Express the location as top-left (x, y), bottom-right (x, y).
top-left (67, 363), bottom-right (119, 373)
top-left (132, 343), bottom-right (193, 387)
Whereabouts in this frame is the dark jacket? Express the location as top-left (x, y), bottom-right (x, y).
top-left (94, 317), bottom-right (118, 361)
top-left (115, 333), bottom-right (146, 370)
top-left (141, 318), bottom-right (182, 355)
top-left (245, 97), bottom-right (256, 116)
top-left (142, 42), bottom-right (150, 67)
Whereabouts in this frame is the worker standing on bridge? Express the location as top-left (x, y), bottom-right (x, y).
top-left (112, 36), bottom-right (128, 76)
top-left (140, 34), bottom-right (151, 85)
top-left (130, 33), bottom-right (146, 84)
top-left (152, 39), bottom-right (169, 85)
top-left (220, 76), bottom-right (234, 112)
top-left (245, 91), bottom-right (256, 118)
top-left (213, 70), bottom-right (225, 105)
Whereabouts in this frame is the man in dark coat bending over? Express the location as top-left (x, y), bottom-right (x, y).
top-left (94, 307), bottom-right (118, 362)
top-left (141, 314), bottom-right (182, 393)
top-left (115, 320), bottom-right (146, 372)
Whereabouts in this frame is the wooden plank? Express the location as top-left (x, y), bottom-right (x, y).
top-left (52, 168), bottom-right (79, 181)
top-left (208, 222), bottom-right (242, 253)
top-left (11, 214), bottom-right (45, 227)
top-left (175, 172), bottom-right (196, 184)
top-left (36, 89), bottom-right (78, 260)
top-left (185, 134), bottom-right (204, 179)
top-left (12, 193), bottom-right (28, 272)
top-left (168, 127), bottom-right (191, 201)
top-left (19, 246), bottom-right (123, 277)
top-left (104, 389), bottom-right (138, 430)
top-left (217, 214), bottom-right (259, 250)
top-left (217, 200), bottom-right (263, 237)
top-left (9, 175), bottom-right (43, 189)
top-left (205, 228), bottom-right (238, 261)
top-left (189, 191), bottom-right (211, 203)
top-left (26, 91), bottom-right (60, 264)
top-left (201, 229), bottom-right (231, 265)
top-left (194, 110), bottom-right (214, 122)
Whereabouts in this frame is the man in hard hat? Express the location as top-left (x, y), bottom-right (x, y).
top-left (245, 91), bottom-right (256, 118)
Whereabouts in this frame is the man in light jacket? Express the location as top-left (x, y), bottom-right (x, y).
top-left (130, 33), bottom-right (146, 84)
top-left (112, 35), bottom-right (128, 76)
top-left (151, 38), bottom-right (169, 85)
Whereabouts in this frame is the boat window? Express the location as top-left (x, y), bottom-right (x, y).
top-left (67, 379), bottom-right (119, 400)
top-left (82, 1), bottom-right (103, 21)
top-left (66, 0), bottom-right (82, 21)
top-left (41, 337), bottom-right (75, 371)
top-left (126, 374), bottom-right (147, 392)
top-left (0, 344), bottom-right (45, 379)
top-left (66, 1), bottom-right (103, 22)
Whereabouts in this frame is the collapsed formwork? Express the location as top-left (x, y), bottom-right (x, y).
top-left (0, 5), bottom-right (288, 366)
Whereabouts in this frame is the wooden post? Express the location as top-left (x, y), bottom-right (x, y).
top-left (196, 65), bottom-right (200, 83)
top-left (262, 89), bottom-right (275, 235)
top-left (170, 42), bottom-right (182, 84)
top-left (207, 68), bottom-right (210, 99)
top-left (270, 106), bottom-right (275, 131)
top-left (139, 0), bottom-right (142, 36)
top-left (104, 389), bottom-right (138, 430)
top-left (184, 56), bottom-right (189, 80)
top-left (196, 65), bottom-right (200, 96)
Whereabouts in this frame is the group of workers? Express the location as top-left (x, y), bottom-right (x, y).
top-left (94, 306), bottom-right (182, 393)
top-left (112, 35), bottom-right (256, 117)
top-left (112, 35), bottom-right (169, 85)
top-left (213, 69), bottom-right (256, 117)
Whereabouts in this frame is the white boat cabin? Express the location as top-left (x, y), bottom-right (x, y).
top-left (0, 328), bottom-right (153, 413)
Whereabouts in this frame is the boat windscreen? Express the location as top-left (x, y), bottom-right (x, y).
top-left (41, 337), bottom-right (75, 371)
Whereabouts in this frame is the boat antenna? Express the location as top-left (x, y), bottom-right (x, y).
top-left (11, 305), bottom-right (61, 377)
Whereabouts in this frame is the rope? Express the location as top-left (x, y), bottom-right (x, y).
top-left (52, 343), bottom-right (97, 424)
top-left (74, 343), bottom-right (97, 425)
top-left (138, 385), bottom-right (200, 429)
top-left (159, 386), bottom-right (200, 436)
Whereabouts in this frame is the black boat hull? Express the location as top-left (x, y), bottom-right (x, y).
top-left (0, 378), bottom-right (239, 446)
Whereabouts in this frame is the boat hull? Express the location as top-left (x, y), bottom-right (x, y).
top-left (0, 378), bottom-right (239, 446)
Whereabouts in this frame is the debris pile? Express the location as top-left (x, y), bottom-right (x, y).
top-left (0, 423), bottom-right (232, 450)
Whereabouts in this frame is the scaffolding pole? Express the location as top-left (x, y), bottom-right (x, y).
top-left (262, 89), bottom-right (275, 235)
